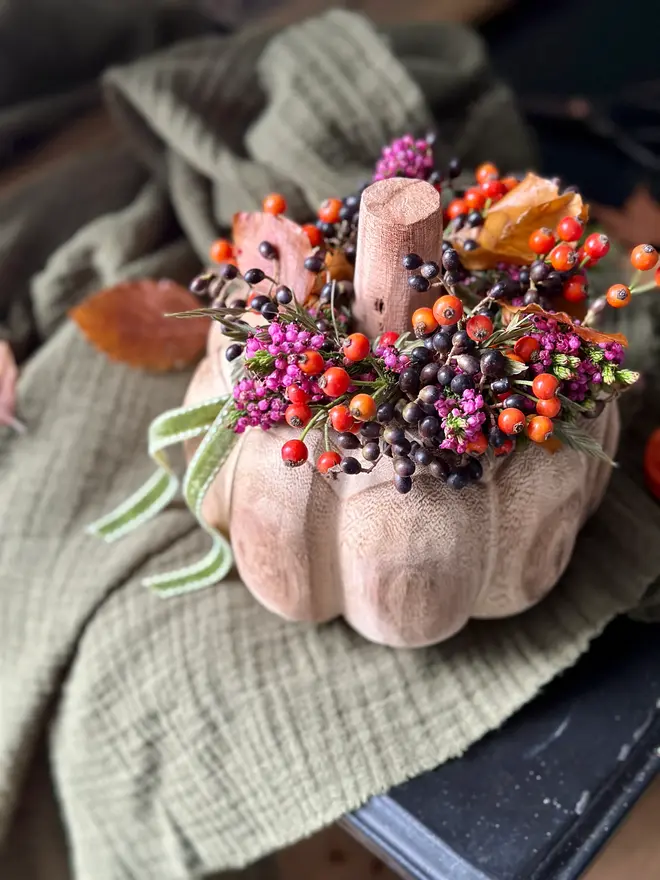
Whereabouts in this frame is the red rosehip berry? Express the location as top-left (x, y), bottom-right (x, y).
top-left (532, 372), bottom-right (560, 399)
top-left (318, 197), bottom-right (342, 224)
top-left (379, 331), bottom-right (399, 348)
top-left (556, 216), bottom-right (583, 242)
top-left (466, 433), bottom-right (488, 455)
top-left (281, 439), bottom-right (308, 467)
top-left (536, 396), bottom-right (561, 418)
top-left (446, 198), bottom-right (467, 220)
top-left (302, 223), bottom-right (323, 247)
top-left (411, 307), bottom-right (438, 337)
top-left (527, 415), bottom-right (554, 443)
top-left (285, 403), bottom-right (312, 428)
top-left (583, 232), bottom-right (610, 260)
top-left (549, 243), bottom-right (578, 272)
top-left (498, 407), bottom-right (526, 435)
top-left (513, 335), bottom-right (541, 362)
top-left (209, 238), bottom-right (234, 263)
top-left (563, 275), bottom-right (588, 303)
top-left (464, 188), bottom-right (486, 211)
top-left (501, 176), bottom-right (519, 192)
top-left (480, 178), bottom-right (507, 201)
top-left (299, 350), bottom-right (325, 375)
top-left (475, 162), bottom-right (499, 184)
top-left (606, 284), bottom-right (632, 308)
top-left (466, 314), bottom-right (493, 342)
top-left (319, 366), bottom-right (351, 397)
top-left (656, 266), bottom-right (660, 287)
top-left (329, 404), bottom-right (354, 432)
top-left (263, 192), bottom-right (287, 215)
top-left (494, 438), bottom-right (514, 457)
top-left (630, 243), bottom-right (658, 272)
top-left (287, 384), bottom-right (310, 405)
top-left (317, 450), bottom-right (341, 474)
top-left (432, 294), bottom-right (464, 326)
top-left (349, 393), bottom-right (377, 422)
top-left (342, 332), bottom-right (371, 362)
top-left (576, 246), bottom-right (595, 268)
top-left (528, 227), bottom-right (555, 256)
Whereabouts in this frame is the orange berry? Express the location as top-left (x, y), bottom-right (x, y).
top-left (536, 396), bottom-right (561, 418)
top-left (318, 197), bottom-right (342, 224)
top-left (630, 243), bottom-right (658, 271)
top-left (556, 216), bottom-right (583, 242)
top-left (563, 275), bottom-right (588, 303)
top-left (263, 192), bottom-right (287, 215)
top-left (302, 223), bottom-right (323, 247)
top-left (494, 438), bottom-right (514, 457)
top-left (476, 162), bottom-right (499, 184)
top-left (319, 366), bottom-right (351, 397)
top-left (317, 451), bottom-right (341, 474)
top-left (349, 393), bottom-right (377, 422)
top-left (466, 314), bottom-right (493, 342)
top-left (549, 243), bottom-right (578, 272)
top-left (285, 403), bottom-right (312, 428)
top-left (527, 415), bottom-right (554, 443)
top-left (432, 294), bottom-right (464, 326)
top-left (464, 188), bottom-right (486, 211)
top-left (342, 333), bottom-right (371, 362)
top-left (446, 198), bottom-right (468, 220)
top-left (209, 238), bottom-right (234, 263)
top-left (411, 307), bottom-right (438, 337)
top-left (467, 433), bottom-right (488, 455)
top-left (606, 284), bottom-right (631, 308)
top-left (329, 404), bottom-right (354, 432)
top-left (513, 335), bottom-right (541, 362)
top-left (532, 372), bottom-right (560, 399)
top-left (501, 176), bottom-right (519, 192)
top-left (299, 349), bottom-right (325, 375)
top-left (528, 227), bottom-right (555, 256)
top-left (498, 408), bottom-right (526, 435)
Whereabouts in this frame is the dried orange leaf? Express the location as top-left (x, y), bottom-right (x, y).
top-left (0, 341), bottom-right (24, 433)
top-left (453, 173), bottom-right (588, 269)
top-left (233, 212), bottom-right (314, 302)
top-left (505, 302), bottom-right (628, 347)
top-left (69, 279), bottom-right (208, 371)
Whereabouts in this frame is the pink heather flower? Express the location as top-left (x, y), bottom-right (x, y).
top-left (435, 389), bottom-right (486, 453)
top-left (379, 345), bottom-right (411, 373)
top-left (373, 133), bottom-right (435, 182)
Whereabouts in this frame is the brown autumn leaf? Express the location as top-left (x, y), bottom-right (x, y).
top-left (0, 341), bottom-right (25, 433)
top-left (505, 302), bottom-right (628, 347)
top-left (591, 185), bottom-right (660, 249)
top-left (453, 173), bottom-right (589, 270)
top-left (69, 279), bottom-right (208, 371)
top-left (233, 212), bottom-right (315, 302)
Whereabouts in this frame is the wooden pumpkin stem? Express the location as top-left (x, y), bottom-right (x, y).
top-left (353, 178), bottom-right (444, 339)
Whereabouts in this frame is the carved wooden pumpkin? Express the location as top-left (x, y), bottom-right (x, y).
top-left (184, 179), bottom-right (619, 648)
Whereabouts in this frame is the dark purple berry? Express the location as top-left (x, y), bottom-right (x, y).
top-left (480, 350), bottom-right (507, 377)
top-left (258, 240), bottom-right (278, 260)
top-left (362, 441), bottom-right (381, 462)
top-left (448, 157), bottom-right (462, 178)
top-left (220, 262), bottom-right (239, 280)
top-left (337, 432), bottom-right (360, 450)
top-left (260, 301), bottom-right (278, 320)
top-left (491, 377), bottom-right (511, 395)
top-left (394, 474), bottom-right (413, 494)
top-left (429, 457), bottom-right (449, 481)
top-left (437, 365), bottom-right (454, 386)
top-left (413, 446), bottom-right (432, 467)
top-left (467, 458), bottom-right (484, 481)
top-left (319, 282), bottom-right (334, 303)
top-left (275, 285), bottom-right (293, 304)
top-left (344, 243), bottom-right (357, 265)
top-left (190, 273), bottom-right (213, 294)
top-left (489, 280), bottom-right (509, 299)
top-left (403, 402), bottom-right (424, 424)
top-left (451, 330), bottom-right (474, 353)
top-left (432, 331), bottom-right (451, 354)
top-left (447, 469), bottom-right (469, 490)
top-left (455, 354), bottom-right (480, 375)
top-left (383, 425), bottom-right (405, 445)
top-left (317, 221), bottom-right (335, 237)
top-left (421, 261), bottom-right (440, 279)
top-left (418, 384), bottom-right (441, 406)
top-left (402, 253), bottom-right (423, 270)
top-left (463, 239), bottom-right (479, 251)
top-left (411, 346), bottom-right (432, 365)
top-left (244, 267), bottom-right (266, 285)
top-left (225, 343), bottom-right (243, 361)
top-left (304, 255), bottom-right (325, 273)
top-left (250, 294), bottom-right (269, 312)
top-left (360, 421), bottom-right (381, 439)
top-left (504, 393), bottom-right (535, 413)
top-left (418, 364), bottom-right (439, 387)
top-left (530, 260), bottom-right (550, 283)
top-left (450, 374), bottom-right (474, 394)
top-left (489, 426), bottom-right (507, 448)
top-left (392, 439), bottom-right (412, 456)
top-left (523, 290), bottom-right (540, 305)
top-left (398, 367), bottom-right (420, 395)
top-left (419, 416), bottom-right (441, 439)
top-left (408, 274), bottom-right (430, 292)
top-left (376, 402), bottom-right (395, 424)
top-left (394, 456), bottom-right (415, 477)
top-left (341, 457), bottom-right (362, 475)
top-left (466, 211), bottom-right (484, 228)
top-left (382, 442), bottom-right (393, 458)
top-left (442, 248), bottom-right (461, 272)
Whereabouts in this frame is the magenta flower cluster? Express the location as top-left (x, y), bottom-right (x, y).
top-left (373, 133), bottom-right (435, 182)
top-left (530, 316), bottom-right (624, 402)
top-left (233, 321), bottom-right (327, 432)
top-left (377, 344), bottom-right (411, 373)
top-left (435, 389), bottom-right (487, 454)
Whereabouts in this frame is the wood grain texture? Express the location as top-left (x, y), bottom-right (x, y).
top-left (353, 178), bottom-right (442, 338)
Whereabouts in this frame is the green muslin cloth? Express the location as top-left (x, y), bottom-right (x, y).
top-left (1, 9), bottom-right (660, 880)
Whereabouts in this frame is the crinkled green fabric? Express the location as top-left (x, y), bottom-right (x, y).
top-left (1, 8), bottom-right (659, 880)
